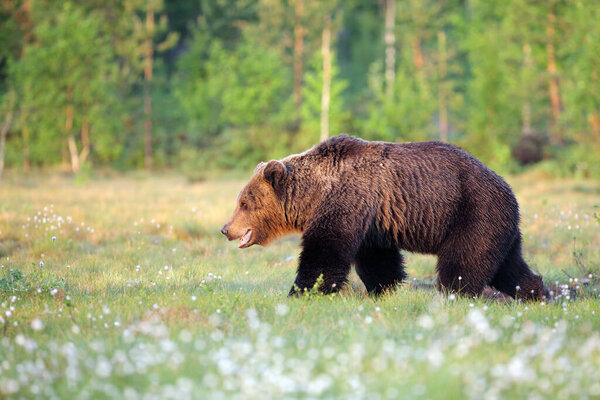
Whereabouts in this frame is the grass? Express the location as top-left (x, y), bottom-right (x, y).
top-left (0, 172), bottom-right (599, 399)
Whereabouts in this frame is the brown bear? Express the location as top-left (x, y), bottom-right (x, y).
top-left (221, 135), bottom-right (549, 301)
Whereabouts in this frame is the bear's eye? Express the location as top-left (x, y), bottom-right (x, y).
top-left (240, 201), bottom-right (248, 210)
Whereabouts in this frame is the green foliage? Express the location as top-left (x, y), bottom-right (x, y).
top-left (560, 0), bottom-right (600, 137)
top-left (215, 125), bottom-right (292, 169)
top-left (0, 2), bottom-right (24, 85)
top-left (362, 58), bottom-right (438, 142)
top-left (298, 51), bottom-right (350, 148)
top-left (74, 161), bottom-right (94, 184)
top-left (336, 1), bottom-right (383, 98)
top-left (0, 0), bottom-right (599, 175)
top-left (535, 144), bottom-right (600, 179)
top-left (0, 268), bottom-right (29, 293)
top-left (462, 1), bottom-right (517, 151)
top-left (178, 147), bottom-right (210, 182)
top-left (0, 267), bottom-right (64, 296)
top-left (9, 2), bottom-right (121, 166)
top-left (176, 34), bottom-right (292, 166)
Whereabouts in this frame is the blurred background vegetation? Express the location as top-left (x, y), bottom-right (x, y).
top-left (0, 0), bottom-right (599, 180)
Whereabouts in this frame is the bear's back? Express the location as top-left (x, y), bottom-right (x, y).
top-left (303, 135), bottom-right (517, 253)
top-left (312, 135), bottom-right (509, 194)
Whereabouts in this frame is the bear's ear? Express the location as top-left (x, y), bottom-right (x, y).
top-left (254, 161), bottom-right (266, 173)
top-left (263, 160), bottom-right (287, 190)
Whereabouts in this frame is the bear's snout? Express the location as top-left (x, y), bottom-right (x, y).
top-left (221, 220), bottom-right (254, 248)
top-left (220, 224), bottom-right (229, 237)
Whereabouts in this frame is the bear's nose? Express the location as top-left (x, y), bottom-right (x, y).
top-left (220, 225), bottom-right (229, 236)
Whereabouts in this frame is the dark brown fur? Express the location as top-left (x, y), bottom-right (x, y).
top-left (222, 135), bottom-right (549, 300)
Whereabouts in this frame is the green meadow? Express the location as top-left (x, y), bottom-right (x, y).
top-left (1, 172), bottom-right (600, 399)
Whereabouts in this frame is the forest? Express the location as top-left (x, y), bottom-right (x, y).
top-left (0, 0), bottom-right (599, 177)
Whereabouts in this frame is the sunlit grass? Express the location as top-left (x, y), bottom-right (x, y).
top-left (0, 172), bottom-right (599, 399)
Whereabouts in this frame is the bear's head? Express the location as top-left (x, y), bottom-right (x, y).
top-left (221, 160), bottom-right (289, 248)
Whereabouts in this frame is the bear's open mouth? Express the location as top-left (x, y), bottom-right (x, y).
top-left (238, 229), bottom-right (252, 248)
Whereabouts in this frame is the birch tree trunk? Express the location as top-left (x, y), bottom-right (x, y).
top-left (65, 104), bottom-right (80, 173)
top-left (293, 0), bottom-right (305, 126)
top-left (16, 0), bottom-right (32, 172)
top-left (320, 15), bottom-right (332, 143)
top-left (411, 36), bottom-right (424, 70)
top-left (80, 115), bottom-right (90, 164)
top-left (546, 0), bottom-right (561, 143)
top-left (590, 112), bottom-right (600, 141)
top-left (384, 0), bottom-right (396, 99)
top-left (0, 97), bottom-right (14, 182)
top-left (437, 31), bottom-right (448, 142)
top-left (522, 43), bottom-right (533, 137)
top-left (68, 135), bottom-right (80, 173)
top-left (144, 7), bottom-right (155, 170)
top-left (22, 127), bottom-right (30, 171)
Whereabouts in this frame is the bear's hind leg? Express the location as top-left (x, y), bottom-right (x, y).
top-left (355, 246), bottom-right (406, 295)
top-left (436, 240), bottom-right (499, 298)
top-left (436, 256), bottom-right (489, 297)
top-left (490, 237), bottom-right (549, 301)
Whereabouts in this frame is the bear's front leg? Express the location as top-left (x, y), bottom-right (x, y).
top-left (289, 233), bottom-right (357, 296)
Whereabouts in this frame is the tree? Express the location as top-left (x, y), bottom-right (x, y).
top-left (320, 14), bottom-right (332, 142)
top-left (361, 0), bottom-right (455, 143)
top-left (11, 2), bottom-right (117, 172)
top-left (301, 49), bottom-right (349, 148)
top-left (461, 1), bottom-right (515, 169)
top-left (562, 0), bottom-right (600, 142)
top-left (125, 0), bottom-right (178, 169)
top-left (290, 0), bottom-right (348, 147)
top-left (0, 0), bottom-right (597, 175)
top-left (176, 35), bottom-right (292, 165)
top-left (546, 0), bottom-right (561, 139)
top-left (248, 0), bottom-right (325, 131)
top-left (466, 0), bottom-right (556, 166)
top-left (384, 0), bottom-right (396, 99)
top-left (293, 0), bottom-right (305, 125)
top-left (1, 0), bottom-right (32, 170)
top-left (437, 30), bottom-right (449, 141)
top-left (143, 3), bottom-right (155, 170)
top-left (0, 1), bottom-right (27, 83)
top-left (0, 90), bottom-right (14, 181)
